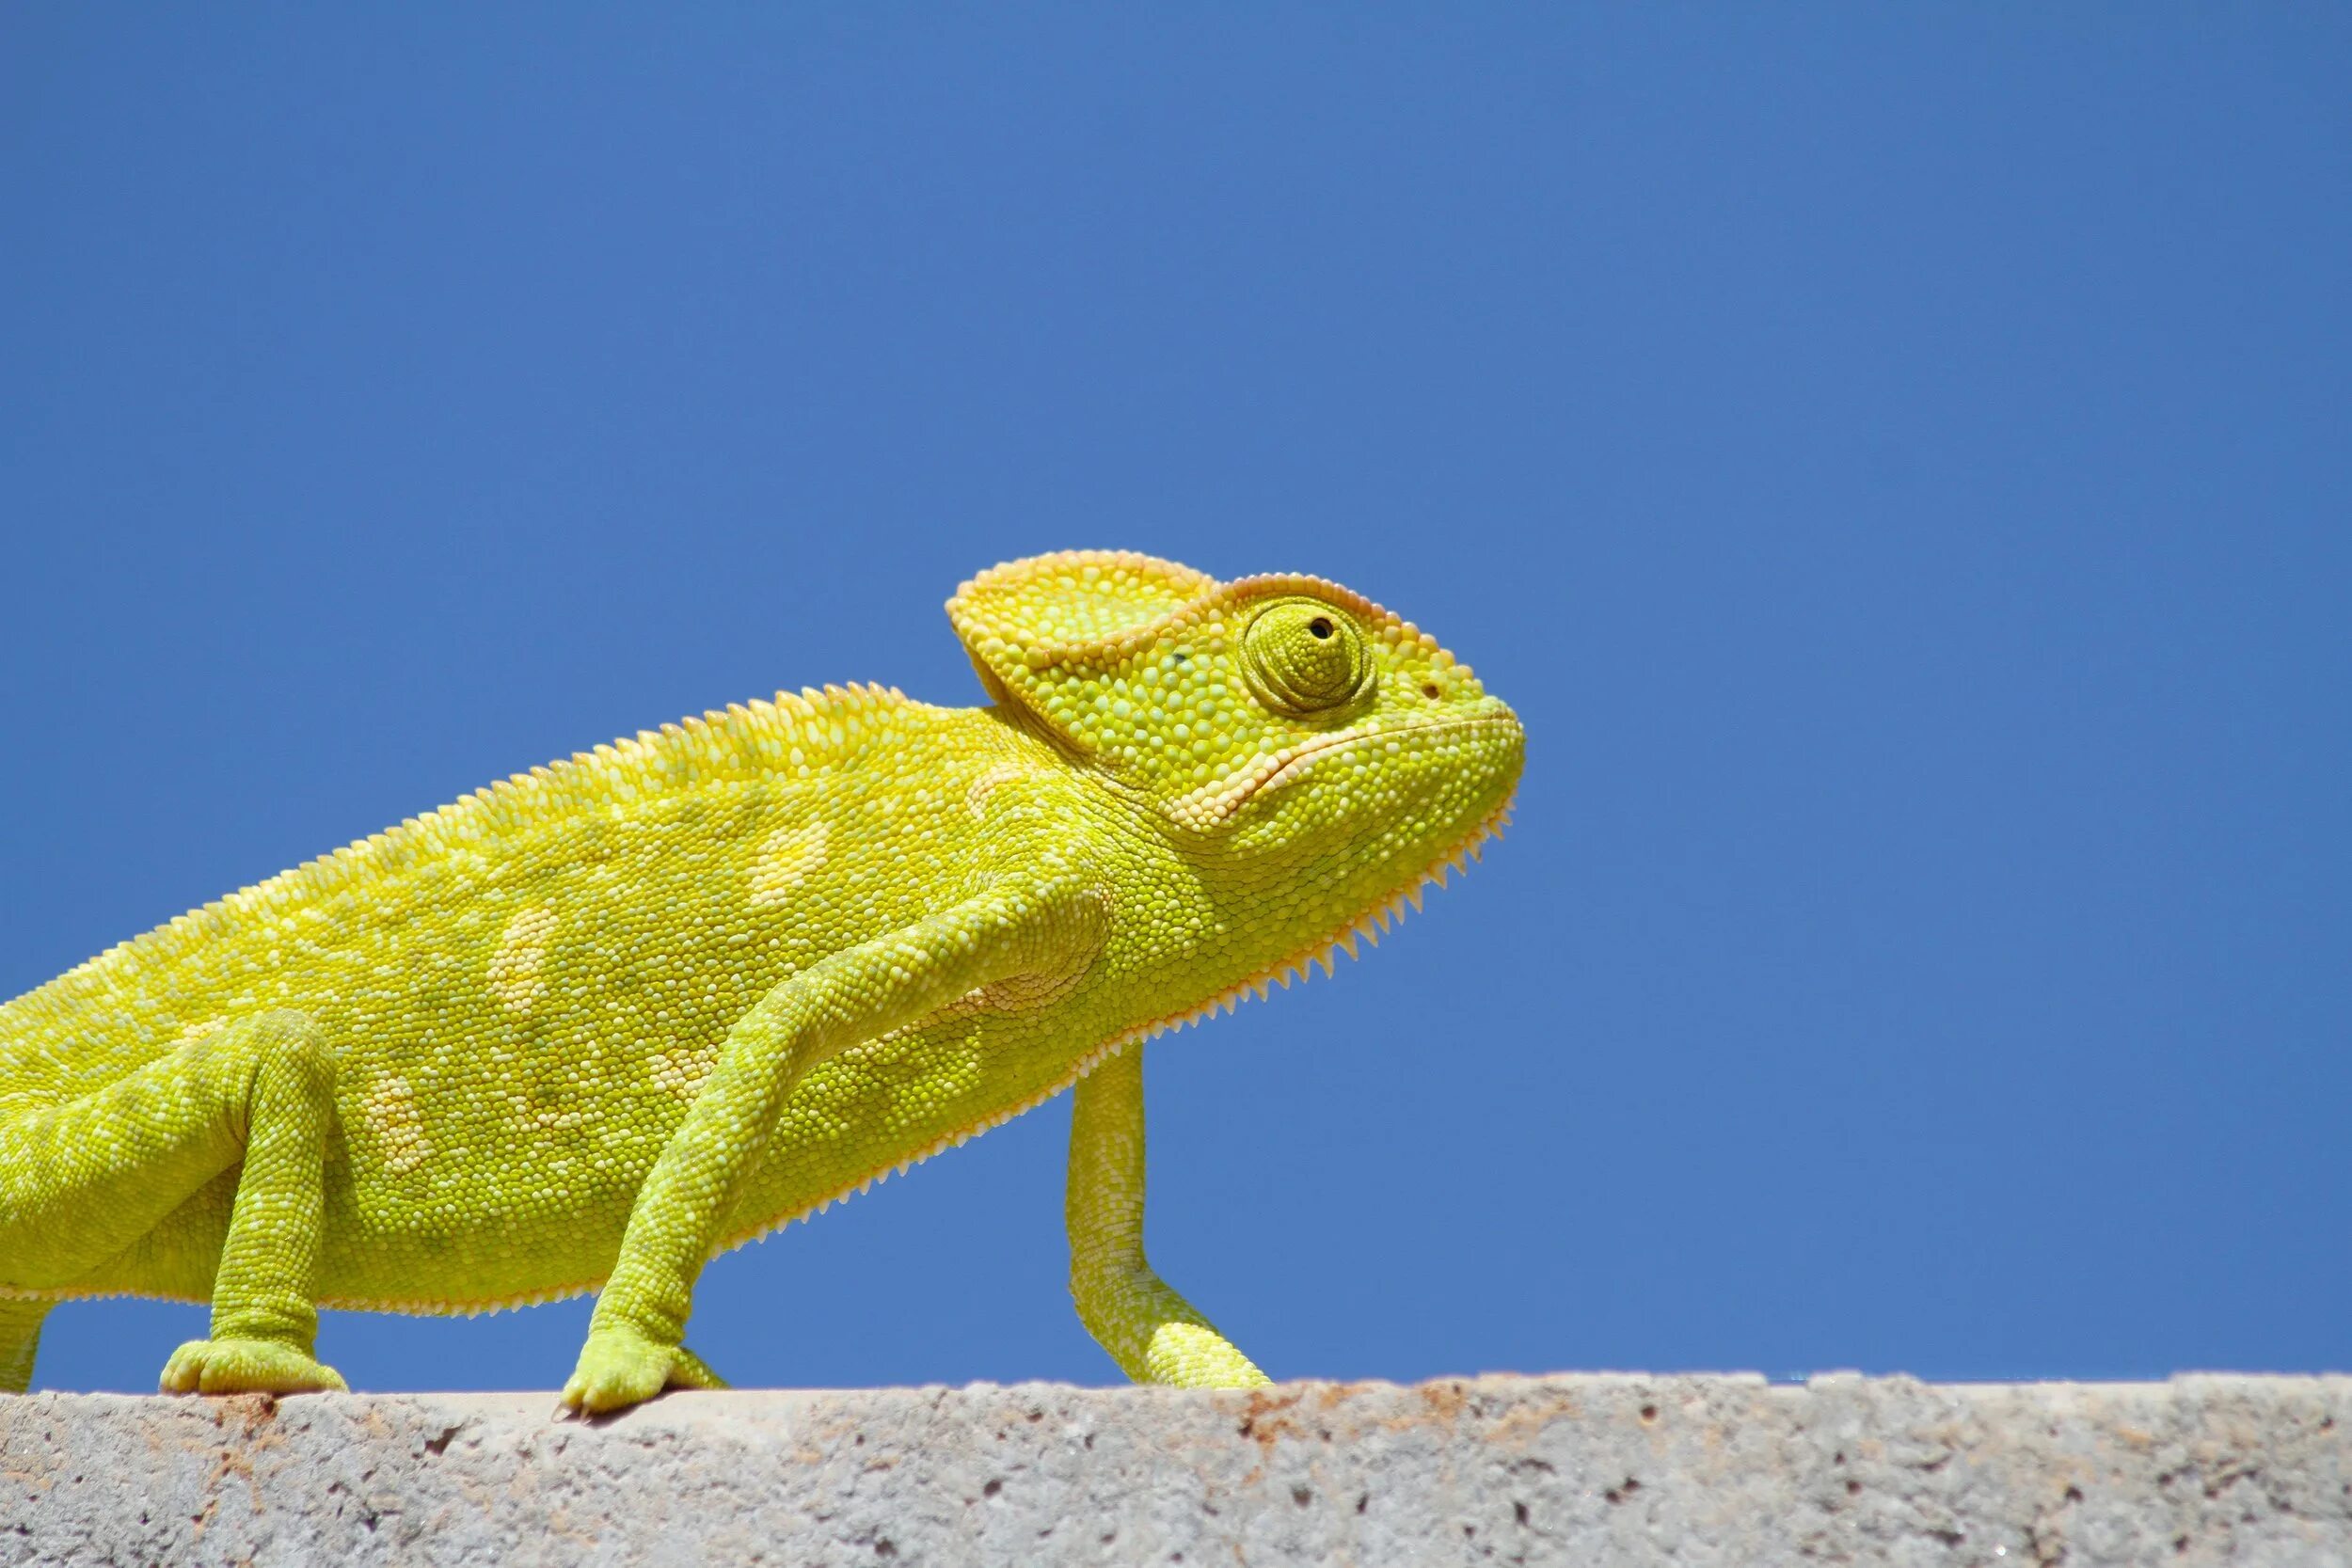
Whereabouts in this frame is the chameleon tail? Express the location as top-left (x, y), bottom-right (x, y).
top-left (0, 1297), bottom-right (51, 1392)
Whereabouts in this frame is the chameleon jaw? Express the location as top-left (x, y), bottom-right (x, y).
top-left (1171, 714), bottom-right (1519, 830)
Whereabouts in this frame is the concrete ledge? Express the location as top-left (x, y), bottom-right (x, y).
top-left (3, 1374), bottom-right (2346, 1566)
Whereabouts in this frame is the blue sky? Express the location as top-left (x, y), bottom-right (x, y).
top-left (3, 9), bottom-right (2345, 1394)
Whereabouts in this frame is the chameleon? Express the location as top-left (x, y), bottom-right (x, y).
top-left (0, 549), bottom-right (1522, 1412)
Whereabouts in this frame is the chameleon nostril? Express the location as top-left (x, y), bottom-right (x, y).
top-left (1422, 682), bottom-right (1441, 700)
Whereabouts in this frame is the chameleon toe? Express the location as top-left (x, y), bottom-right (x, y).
top-left (666, 1345), bottom-right (729, 1390)
top-left (560, 1325), bottom-right (682, 1414)
top-left (160, 1338), bottom-right (346, 1396)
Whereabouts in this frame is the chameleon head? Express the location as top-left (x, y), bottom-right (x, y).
top-left (949, 550), bottom-right (1524, 918)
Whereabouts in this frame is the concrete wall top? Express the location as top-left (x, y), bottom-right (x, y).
top-left (5, 1373), bottom-right (2347, 1566)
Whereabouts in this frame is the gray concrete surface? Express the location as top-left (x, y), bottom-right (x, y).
top-left (2, 1373), bottom-right (2346, 1566)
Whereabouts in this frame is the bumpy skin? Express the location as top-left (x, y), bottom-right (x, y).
top-left (0, 552), bottom-right (1522, 1411)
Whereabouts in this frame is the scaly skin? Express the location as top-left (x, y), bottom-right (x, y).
top-left (0, 551), bottom-right (1523, 1411)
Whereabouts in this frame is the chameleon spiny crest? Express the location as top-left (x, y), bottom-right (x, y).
top-left (0, 550), bottom-right (1524, 1411)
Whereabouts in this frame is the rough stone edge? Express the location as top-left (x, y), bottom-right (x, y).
top-left (4, 1373), bottom-right (2347, 1567)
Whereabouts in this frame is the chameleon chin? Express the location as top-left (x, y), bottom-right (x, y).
top-left (0, 550), bottom-right (1522, 1413)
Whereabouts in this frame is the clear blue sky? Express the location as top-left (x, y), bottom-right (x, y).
top-left (3, 10), bottom-right (2345, 1394)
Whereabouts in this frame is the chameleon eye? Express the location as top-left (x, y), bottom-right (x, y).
top-left (1241, 598), bottom-right (1373, 717)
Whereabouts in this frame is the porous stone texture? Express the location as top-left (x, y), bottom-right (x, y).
top-left (2, 1373), bottom-right (2345, 1566)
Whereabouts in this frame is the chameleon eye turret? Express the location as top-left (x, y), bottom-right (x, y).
top-left (1, 549), bottom-right (1519, 1412)
top-left (1240, 597), bottom-right (1375, 717)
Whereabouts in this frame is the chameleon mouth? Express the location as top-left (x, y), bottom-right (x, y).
top-left (1176, 713), bottom-right (1519, 828)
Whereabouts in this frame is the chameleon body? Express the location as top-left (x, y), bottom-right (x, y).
top-left (0, 551), bottom-right (1522, 1411)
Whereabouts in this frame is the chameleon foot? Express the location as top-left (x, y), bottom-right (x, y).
top-left (559, 1326), bottom-right (727, 1415)
top-left (161, 1338), bottom-right (347, 1396)
top-left (1142, 1322), bottom-right (1274, 1388)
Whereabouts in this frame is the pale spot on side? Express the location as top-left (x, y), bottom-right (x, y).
top-left (361, 1074), bottom-right (431, 1175)
top-left (749, 819), bottom-right (830, 906)
top-left (649, 1042), bottom-right (717, 1101)
top-left (178, 1018), bottom-right (228, 1044)
top-left (966, 762), bottom-right (1032, 817)
top-left (487, 905), bottom-right (560, 1013)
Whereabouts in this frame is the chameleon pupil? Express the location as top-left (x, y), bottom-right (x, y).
top-left (1309, 618), bottom-right (1332, 639)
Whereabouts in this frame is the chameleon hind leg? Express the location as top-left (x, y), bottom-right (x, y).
top-left (0, 1299), bottom-right (50, 1392)
top-left (0, 1011), bottom-right (343, 1395)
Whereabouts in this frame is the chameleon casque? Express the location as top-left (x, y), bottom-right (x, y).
top-left (0, 550), bottom-right (1522, 1412)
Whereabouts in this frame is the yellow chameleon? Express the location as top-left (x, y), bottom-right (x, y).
top-left (0, 550), bottom-right (1522, 1413)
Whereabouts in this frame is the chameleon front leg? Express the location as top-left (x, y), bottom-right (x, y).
top-left (0, 1011), bottom-right (342, 1395)
top-left (561, 883), bottom-right (1098, 1414)
top-left (1066, 1042), bottom-right (1269, 1387)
